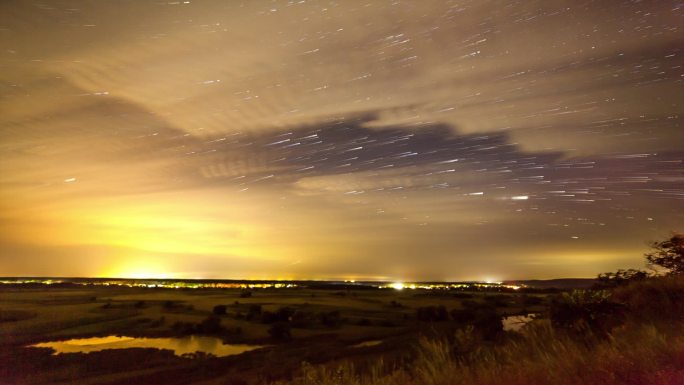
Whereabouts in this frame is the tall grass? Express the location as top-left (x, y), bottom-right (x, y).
top-left (274, 276), bottom-right (684, 385)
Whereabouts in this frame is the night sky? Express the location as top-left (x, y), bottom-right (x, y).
top-left (1, 0), bottom-right (682, 281)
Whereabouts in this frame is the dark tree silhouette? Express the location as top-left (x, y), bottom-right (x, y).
top-left (597, 269), bottom-right (649, 288)
top-left (645, 233), bottom-right (684, 275)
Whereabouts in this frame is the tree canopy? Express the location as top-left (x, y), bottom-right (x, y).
top-left (645, 233), bottom-right (684, 275)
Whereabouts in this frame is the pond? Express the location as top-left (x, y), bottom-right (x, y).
top-left (30, 335), bottom-right (264, 357)
top-left (351, 340), bottom-right (382, 348)
top-left (502, 314), bottom-right (536, 332)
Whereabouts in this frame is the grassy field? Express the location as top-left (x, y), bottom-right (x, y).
top-left (0, 284), bottom-right (544, 384)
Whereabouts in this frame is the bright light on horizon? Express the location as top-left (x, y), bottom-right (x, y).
top-left (390, 282), bottom-right (405, 290)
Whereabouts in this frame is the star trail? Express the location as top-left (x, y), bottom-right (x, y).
top-left (0, 0), bottom-right (682, 280)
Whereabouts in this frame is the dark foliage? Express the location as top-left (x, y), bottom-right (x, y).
top-left (450, 305), bottom-right (503, 340)
top-left (262, 307), bottom-right (294, 324)
top-left (246, 304), bottom-right (262, 320)
top-left (416, 305), bottom-right (449, 322)
top-left (612, 275), bottom-right (684, 322)
top-left (172, 315), bottom-right (228, 335)
top-left (516, 294), bottom-right (543, 307)
top-left (318, 310), bottom-right (342, 327)
top-left (645, 233), bottom-right (684, 275)
top-left (199, 315), bottom-right (223, 333)
top-left (549, 291), bottom-right (625, 337)
top-left (596, 269), bottom-right (649, 288)
top-left (483, 294), bottom-right (510, 307)
top-left (290, 310), bottom-right (315, 328)
top-left (212, 305), bottom-right (227, 315)
top-left (268, 322), bottom-right (292, 340)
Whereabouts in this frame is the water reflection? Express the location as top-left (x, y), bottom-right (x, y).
top-left (351, 340), bottom-right (382, 348)
top-left (31, 335), bottom-right (264, 357)
top-left (502, 314), bottom-right (536, 332)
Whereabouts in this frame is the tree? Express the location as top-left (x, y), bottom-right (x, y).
top-left (596, 269), bottom-right (649, 288)
top-left (645, 233), bottom-right (684, 275)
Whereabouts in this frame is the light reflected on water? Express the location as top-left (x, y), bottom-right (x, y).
top-left (31, 335), bottom-right (264, 357)
top-left (502, 314), bottom-right (536, 332)
top-left (351, 340), bottom-right (382, 348)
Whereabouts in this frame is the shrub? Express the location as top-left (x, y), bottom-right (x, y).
top-left (268, 322), bottom-right (292, 340)
top-left (389, 300), bottom-right (403, 308)
top-left (596, 269), bottom-right (649, 288)
top-left (262, 307), bottom-right (294, 324)
top-left (291, 310), bottom-right (315, 328)
top-left (416, 305), bottom-right (449, 322)
top-left (318, 310), bottom-right (342, 327)
top-left (549, 290), bottom-right (624, 337)
top-left (484, 294), bottom-right (510, 307)
top-left (246, 304), bottom-right (262, 320)
top-left (198, 315), bottom-right (224, 334)
top-left (612, 275), bottom-right (684, 322)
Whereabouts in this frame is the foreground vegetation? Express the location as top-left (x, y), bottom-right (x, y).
top-left (274, 275), bottom-right (684, 385)
top-left (272, 232), bottom-right (684, 385)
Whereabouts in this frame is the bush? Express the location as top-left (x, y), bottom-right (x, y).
top-left (596, 269), bottom-right (649, 288)
top-left (449, 304), bottom-right (502, 340)
top-left (198, 315), bottom-right (224, 334)
top-left (246, 304), bottom-right (262, 320)
top-left (416, 305), bottom-right (449, 322)
top-left (262, 307), bottom-right (294, 324)
top-left (291, 310), bottom-right (315, 328)
top-left (268, 322), bottom-right (292, 340)
top-left (549, 290), bottom-right (624, 337)
top-left (318, 310), bottom-right (342, 327)
top-left (389, 300), bottom-right (403, 308)
top-left (471, 306), bottom-right (502, 340)
top-left (484, 294), bottom-right (510, 307)
top-left (213, 305), bottom-right (227, 315)
top-left (612, 275), bottom-right (684, 322)
top-left (517, 294), bottom-right (543, 307)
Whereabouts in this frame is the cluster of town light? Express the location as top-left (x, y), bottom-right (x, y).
top-left (1, 279), bottom-right (521, 291)
top-left (383, 282), bottom-right (522, 291)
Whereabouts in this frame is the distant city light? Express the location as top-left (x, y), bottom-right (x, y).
top-left (0, 278), bottom-right (526, 292)
top-left (390, 282), bottom-right (405, 290)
